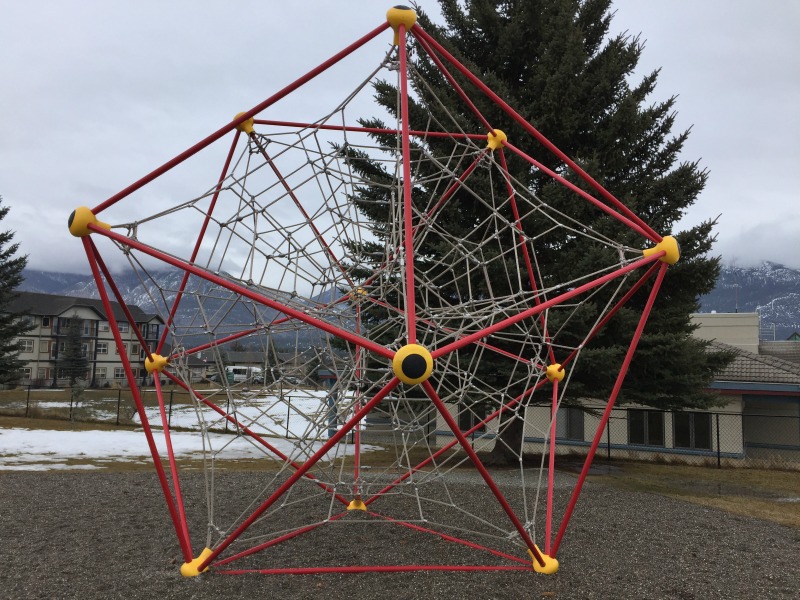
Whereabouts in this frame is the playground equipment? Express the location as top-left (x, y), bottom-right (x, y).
top-left (71, 6), bottom-right (676, 576)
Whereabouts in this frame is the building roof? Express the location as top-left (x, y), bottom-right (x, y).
top-left (759, 340), bottom-right (800, 365)
top-left (8, 291), bottom-right (163, 324)
top-left (710, 341), bottom-right (800, 386)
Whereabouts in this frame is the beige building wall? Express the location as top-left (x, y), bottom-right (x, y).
top-left (690, 312), bottom-right (759, 353)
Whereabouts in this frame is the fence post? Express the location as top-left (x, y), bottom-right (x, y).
top-left (286, 395), bottom-right (291, 438)
top-left (116, 388), bottom-right (121, 426)
top-left (606, 417), bottom-right (611, 461)
top-left (168, 388), bottom-right (174, 429)
top-left (25, 384), bottom-right (31, 418)
top-left (716, 412), bottom-right (721, 469)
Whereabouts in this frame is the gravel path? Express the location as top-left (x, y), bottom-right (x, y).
top-left (0, 470), bottom-right (797, 599)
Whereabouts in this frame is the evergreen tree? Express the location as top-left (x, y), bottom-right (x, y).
top-left (348, 0), bottom-right (732, 463)
top-left (58, 313), bottom-right (89, 387)
top-left (0, 196), bottom-right (31, 386)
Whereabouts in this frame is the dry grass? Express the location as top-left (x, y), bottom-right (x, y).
top-left (4, 414), bottom-right (799, 529)
top-left (590, 461), bottom-right (800, 528)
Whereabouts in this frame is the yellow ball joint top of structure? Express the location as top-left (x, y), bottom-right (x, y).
top-left (643, 235), bottom-right (680, 265)
top-left (386, 5), bottom-right (417, 45)
top-left (528, 546), bottom-right (559, 574)
top-left (180, 547), bottom-right (213, 577)
top-left (68, 206), bottom-right (110, 237)
top-left (545, 363), bottom-right (565, 383)
top-left (144, 354), bottom-right (168, 373)
top-left (233, 112), bottom-right (255, 134)
top-left (486, 129), bottom-right (507, 151)
top-left (392, 344), bottom-right (433, 385)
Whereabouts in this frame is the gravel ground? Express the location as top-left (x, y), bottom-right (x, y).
top-left (0, 469), bottom-right (797, 600)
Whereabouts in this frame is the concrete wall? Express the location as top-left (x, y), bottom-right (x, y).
top-left (691, 312), bottom-right (760, 353)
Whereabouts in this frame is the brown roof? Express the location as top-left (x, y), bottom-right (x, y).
top-left (759, 341), bottom-right (800, 365)
top-left (8, 291), bottom-right (163, 324)
top-left (711, 341), bottom-right (800, 385)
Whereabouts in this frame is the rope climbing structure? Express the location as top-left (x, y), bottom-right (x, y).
top-left (70, 5), bottom-right (678, 576)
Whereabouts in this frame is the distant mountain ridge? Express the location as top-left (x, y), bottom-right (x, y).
top-left (698, 261), bottom-right (800, 340)
top-left (19, 261), bottom-right (800, 342)
top-left (18, 268), bottom-right (332, 349)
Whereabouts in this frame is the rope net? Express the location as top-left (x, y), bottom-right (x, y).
top-left (76, 11), bottom-right (670, 575)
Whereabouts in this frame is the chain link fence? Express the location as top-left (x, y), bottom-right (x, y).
top-left (2, 386), bottom-right (799, 469)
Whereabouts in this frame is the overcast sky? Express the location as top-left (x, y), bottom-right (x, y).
top-left (1, 0), bottom-right (798, 274)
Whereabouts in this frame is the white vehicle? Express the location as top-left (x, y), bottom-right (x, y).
top-left (223, 365), bottom-right (263, 384)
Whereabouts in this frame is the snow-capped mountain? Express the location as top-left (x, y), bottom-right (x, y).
top-left (20, 260), bottom-right (800, 342)
top-left (698, 261), bottom-right (800, 340)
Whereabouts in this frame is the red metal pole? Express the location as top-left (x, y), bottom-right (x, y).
top-left (545, 379), bottom-right (558, 555)
top-left (165, 371), bottom-right (349, 505)
top-left (157, 130), bottom-right (242, 354)
top-left (151, 375), bottom-right (193, 550)
top-left (398, 24), bottom-right (418, 344)
top-left (218, 565), bottom-right (531, 575)
top-left (371, 512), bottom-right (530, 565)
top-left (504, 141), bottom-right (655, 242)
top-left (197, 378), bottom-right (401, 571)
top-left (422, 380), bottom-right (546, 567)
top-left (411, 26), bottom-right (661, 244)
top-left (497, 148), bottom-right (557, 365)
top-left (413, 31), bottom-right (494, 132)
top-left (248, 134), bottom-right (355, 288)
top-left (363, 377), bottom-right (550, 506)
top-left (87, 224), bottom-right (394, 360)
top-left (560, 261), bottom-right (661, 369)
top-left (83, 238), bottom-right (193, 562)
top-left (88, 240), bottom-right (155, 362)
top-left (252, 119), bottom-right (487, 141)
top-left (92, 22), bottom-right (390, 215)
top-left (432, 253), bottom-right (664, 359)
top-left (551, 262), bottom-right (668, 556)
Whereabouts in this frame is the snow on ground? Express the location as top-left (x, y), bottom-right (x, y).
top-left (0, 392), bottom-right (381, 471)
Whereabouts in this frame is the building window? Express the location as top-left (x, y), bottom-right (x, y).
top-left (96, 342), bottom-right (108, 355)
top-left (115, 343), bottom-right (128, 355)
top-left (96, 367), bottom-right (107, 380)
top-left (42, 317), bottom-right (51, 328)
top-left (131, 343), bottom-right (140, 357)
top-left (19, 339), bottom-right (35, 353)
top-left (673, 412), bottom-right (712, 450)
top-left (99, 323), bottom-right (109, 332)
top-left (82, 320), bottom-right (96, 336)
top-left (117, 321), bottom-right (129, 333)
top-left (114, 367), bottom-right (126, 379)
top-left (628, 409), bottom-right (665, 446)
top-left (556, 406), bottom-right (585, 441)
top-left (21, 367), bottom-right (32, 380)
top-left (40, 340), bottom-right (51, 354)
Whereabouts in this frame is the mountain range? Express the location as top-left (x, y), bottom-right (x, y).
top-left (18, 261), bottom-right (800, 342)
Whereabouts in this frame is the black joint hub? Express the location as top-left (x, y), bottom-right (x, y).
top-left (401, 353), bottom-right (427, 380)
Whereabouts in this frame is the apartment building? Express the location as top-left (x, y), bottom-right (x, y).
top-left (9, 291), bottom-right (164, 387)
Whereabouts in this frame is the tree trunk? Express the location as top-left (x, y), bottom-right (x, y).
top-left (480, 411), bottom-right (525, 467)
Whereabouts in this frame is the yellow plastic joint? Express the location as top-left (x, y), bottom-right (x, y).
top-left (144, 354), bottom-right (168, 373)
top-left (68, 206), bottom-right (110, 237)
top-left (545, 363), bottom-right (565, 383)
top-left (233, 112), bottom-right (255, 134)
top-left (528, 546), bottom-right (559, 574)
top-left (486, 129), bottom-right (507, 151)
top-left (392, 344), bottom-right (433, 385)
top-left (180, 547), bottom-right (213, 577)
top-left (347, 498), bottom-right (367, 511)
top-left (643, 235), bottom-right (680, 265)
top-left (349, 286), bottom-right (367, 301)
top-left (386, 5), bottom-right (417, 45)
